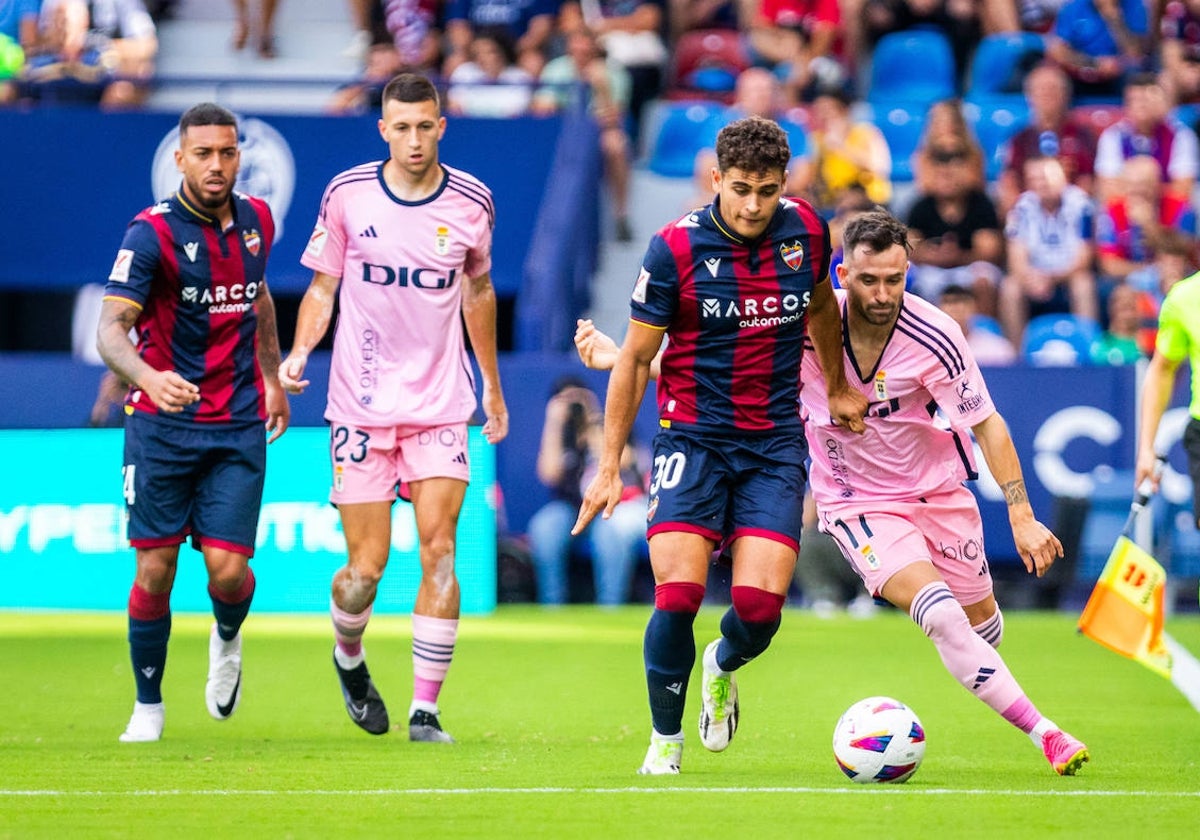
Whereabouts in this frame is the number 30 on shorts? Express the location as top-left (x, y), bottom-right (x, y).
top-left (650, 451), bottom-right (686, 494)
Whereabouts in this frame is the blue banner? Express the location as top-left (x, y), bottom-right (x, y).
top-left (0, 427), bottom-right (497, 613)
top-left (0, 110), bottom-right (560, 297)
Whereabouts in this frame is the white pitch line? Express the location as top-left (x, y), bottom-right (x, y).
top-left (2, 787), bottom-right (1198, 798)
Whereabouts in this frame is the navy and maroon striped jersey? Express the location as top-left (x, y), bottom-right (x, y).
top-left (630, 196), bottom-right (831, 436)
top-left (103, 189), bottom-right (275, 424)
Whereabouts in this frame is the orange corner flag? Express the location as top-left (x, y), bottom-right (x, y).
top-left (1078, 535), bottom-right (1173, 679)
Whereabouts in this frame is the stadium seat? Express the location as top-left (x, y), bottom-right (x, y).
top-left (1021, 313), bottom-right (1101, 366)
top-left (664, 29), bottom-right (750, 103)
top-left (868, 103), bottom-right (926, 182)
top-left (964, 99), bottom-right (1031, 181)
top-left (1172, 102), bottom-right (1200, 131)
top-left (1078, 467), bottom-right (1138, 581)
top-left (964, 32), bottom-right (1046, 105)
top-left (867, 29), bottom-right (957, 107)
top-left (647, 101), bottom-right (726, 178)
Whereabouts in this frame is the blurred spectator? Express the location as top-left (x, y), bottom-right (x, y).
top-left (326, 43), bottom-right (404, 115)
top-left (230, 0), bottom-right (280, 58)
top-left (23, 0), bottom-right (157, 108)
top-left (997, 62), bottom-right (1098, 217)
top-left (1096, 153), bottom-right (1197, 284)
top-left (999, 154), bottom-right (1098, 345)
top-left (380, 0), bottom-right (443, 70)
top-left (688, 67), bottom-right (815, 206)
top-left (906, 137), bottom-right (1005, 314)
top-left (794, 493), bottom-right (876, 619)
top-left (1159, 0), bottom-right (1200, 104)
top-left (446, 26), bottom-right (535, 116)
top-left (343, 0), bottom-right (376, 59)
top-left (913, 98), bottom-right (987, 192)
top-left (533, 25), bottom-right (633, 240)
top-left (527, 377), bottom-right (647, 606)
top-left (938, 284), bottom-right (1019, 366)
top-left (444, 0), bottom-right (557, 78)
top-left (1093, 71), bottom-right (1200, 203)
top-left (852, 0), bottom-right (1001, 89)
top-left (1045, 0), bottom-right (1149, 101)
top-left (1127, 231), bottom-right (1196, 353)
top-left (807, 79), bottom-right (892, 215)
top-left (1089, 281), bottom-right (1145, 363)
top-left (668, 0), bottom-right (739, 40)
top-left (560, 0), bottom-right (667, 146)
top-left (0, 0), bottom-right (39, 105)
top-left (1018, 0), bottom-right (1068, 32)
top-left (743, 0), bottom-right (847, 104)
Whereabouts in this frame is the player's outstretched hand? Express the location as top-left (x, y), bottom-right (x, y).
top-left (574, 318), bottom-right (619, 371)
top-left (278, 354), bottom-right (310, 394)
top-left (829, 386), bottom-right (868, 434)
top-left (572, 468), bottom-right (624, 535)
top-left (1012, 517), bottom-right (1063, 578)
top-left (144, 369), bottom-right (200, 413)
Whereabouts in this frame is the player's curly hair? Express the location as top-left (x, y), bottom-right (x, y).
top-left (842, 209), bottom-right (911, 256)
top-left (715, 116), bottom-right (791, 177)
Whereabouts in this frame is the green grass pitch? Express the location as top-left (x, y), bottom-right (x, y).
top-left (2, 606), bottom-right (1198, 838)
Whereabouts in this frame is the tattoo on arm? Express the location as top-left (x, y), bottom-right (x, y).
top-left (255, 287), bottom-right (283, 378)
top-left (1001, 480), bottom-right (1028, 507)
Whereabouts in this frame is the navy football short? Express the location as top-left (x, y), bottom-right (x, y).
top-left (123, 411), bottom-right (267, 556)
top-left (646, 427), bottom-right (808, 550)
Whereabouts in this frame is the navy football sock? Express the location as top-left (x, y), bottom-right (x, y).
top-left (209, 569), bottom-right (255, 641)
top-left (129, 614), bottom-right (171, 704)
top-left (644, 608), bottom-right (698, 735)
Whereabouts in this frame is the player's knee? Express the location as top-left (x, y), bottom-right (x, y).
top-left (730, 585), bottom-right (785, 624)
top-left (654, 581), bottom-right (705, 614)
top-left (972, 608), bottom-right (1004, 649)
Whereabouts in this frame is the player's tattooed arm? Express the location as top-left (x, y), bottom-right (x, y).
top-left (96, 297), bottom-right (199, 412)
top-left (1000, 480), bottom-right (1029, 508)
top-left (254, 283), bottom-right (283, 380)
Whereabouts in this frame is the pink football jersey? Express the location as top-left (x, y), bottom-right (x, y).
top-left (302, 162), bottom-right (494, 426)
top-left (802, 291), bottom-right (996, 509)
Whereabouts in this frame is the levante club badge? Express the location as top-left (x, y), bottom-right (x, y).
top-left (780, 240), bottom-right (804, 271)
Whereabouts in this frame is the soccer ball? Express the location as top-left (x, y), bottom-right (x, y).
top-left (832, 696), bottom-right (926, 783)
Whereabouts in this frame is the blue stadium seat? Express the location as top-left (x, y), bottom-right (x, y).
top-left (647, 102), bottom-right (726, 178)
top-left (1021, 313), bottom-right (1101, 366)
top-left (964, 32), bottom-right (1046, 105)
top-left (965, 99), bottom-right (1031, 180)
top-left (1078, 468), bottom-right (1138, 581)
top-left (664, 29), bottom-right (750, 103)
top-left (867, 30), bottom-right (957, 107)
top-left (868, 103), bottom-right (926, 182)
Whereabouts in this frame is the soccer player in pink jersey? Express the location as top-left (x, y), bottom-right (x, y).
top-left (800, 209), bottom-right (1089, 776)
top-left (279, 73), bottom-right (508, 742)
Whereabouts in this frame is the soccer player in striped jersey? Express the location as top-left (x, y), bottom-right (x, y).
top-left (98, 102), bottom-right (290, 742)
top-left (800, 209), bottom-right (1089, 775)
top-left (573, 115), bottom-right (868, 774)
top-left (279, 72), bottom-right (508, 742)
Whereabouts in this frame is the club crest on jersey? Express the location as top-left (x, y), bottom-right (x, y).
top-left (780, 240), bottom-right (805, 271)
top-left (243, 228), bottom-right (262, 257)
top-left (435, 225), bottom-right (451, 256)
top-left (647, 495), bottom-right (659, 522)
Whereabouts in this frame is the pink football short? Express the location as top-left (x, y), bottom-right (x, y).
top-left (328, 422), bottom-right (471, 505)
top-left (817, 484), bottom-right (994, 607)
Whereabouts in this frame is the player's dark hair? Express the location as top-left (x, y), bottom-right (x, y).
top-left (842, 209), bottom-right (911, 256)
top-left (715, 116), bottom-right (790, 177)
top-left (179, 103), bottom-right (237, 135)
top-left (382, 72), bottom-right (441, 111)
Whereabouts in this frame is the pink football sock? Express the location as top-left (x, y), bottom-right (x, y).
top-left (412, 613), bottom-right (458, 708)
